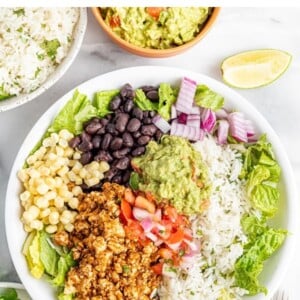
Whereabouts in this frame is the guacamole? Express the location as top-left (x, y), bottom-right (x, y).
top-left (131, 135), bottom-right (211, 215)
top-left (101, 7), bottom-right (211, 49)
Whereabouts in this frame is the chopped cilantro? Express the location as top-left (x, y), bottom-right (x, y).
top-left (34, 67), bottom-right (41, 78)
top-left (36, 52), bottom-right (45, 60)
top-left (17, 27), bottom-right (23, 33)
top-left (13, 8), bottom-right (25, 16)
top-left (40, 39), bottom-right (61, 61)
top-left (179, 249), bottom-right (185, 257)
top-left (167, 266), bottom-right (177, 273)
top-left (158, 229), bottom-right (165, 234)
top-left (122, 265), bottom-right (130, 273)
top-left (190, 291), bottom-right (195, 295)
top-left (196, 229), bottom-right (202, 236)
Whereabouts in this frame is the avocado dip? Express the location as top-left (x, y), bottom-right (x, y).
top-left (101, 7), bottom-right (211, 49)
top-left (131, 135), bottom-right (211, 215)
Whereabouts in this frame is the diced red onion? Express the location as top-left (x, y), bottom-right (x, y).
top-left (201, 108), bottom-right (216, 132)
top-left (175, 77), bottom-right (197, 114)
top-left (186, 114), bottom-right (201, 128)
top-left (228, 112), bottom-right (248, 143)
top-left (145, 231), bottom-right (158, 242)
top-left (171, 105), bottom-right (177, 119)
top-left (154, 239), bottom-right (164, 247)
top-left (217, 120), bottom-right (229, 145)
top-left (152, 115), bottom-right (171, 133)
top-left (178, 113), bottom-right (188, 124)
top-left (245, 119), bottom-right (256, 137)
top-left (166, 241), bottom-right (181, 251)
top-left (140, 218), bottom-right (155, 232)
top-left (190, 105), bottom-right (201, 115)
top-left (133, 207), bottom-right (153, 221)
top-left (153, 222), bottom-right (166, 232)
top-left (171, 122), bottom-right (202, 141)
top-left (215, 108), bottom-right (228, 120)
top-left (183, 239), bottom-right (199, 252)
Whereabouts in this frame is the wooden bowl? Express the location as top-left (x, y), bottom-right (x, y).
top-left (91, 7), bottom-right (220, 58)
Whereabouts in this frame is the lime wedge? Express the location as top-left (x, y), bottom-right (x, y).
top-left (221, 49), bottom-right (292, 89)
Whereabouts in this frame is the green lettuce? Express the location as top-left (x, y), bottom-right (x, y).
top-left (134, 89), bottom-right (158, 111)
top-left (241, 135), bottom-right (281, 217)
top-left (0, 288), bottom-right (19, 300)
top-left (93, 89), bottom-right (119, 117)
top-left (0, 85), bottom-right (11, 101)
top-left (235, 220), bottom-right (286, 295)
top-left (157, 83), bottom-right (178, 120)
top-left (48, 90), bottom-right (97, 135)
top-left (194, 84), bottom-right (224, 111)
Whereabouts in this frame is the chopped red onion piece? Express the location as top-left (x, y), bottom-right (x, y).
top-left (228, 112), bottom-right (248, 142)
top-left (187, 114), bottom-right (201, 128)
top-left (171, 105), bottom-right (177, 119)
top-left (217, 120), bottom-right (229, 145)
top-left (133, 207), bottom-right (153, 221)
top-left (165, 241), bottom-right (181, 251)
top-left (190, 105), bottom-right (201, 115)
top-left (175, 77), bottom-right (197, 114)
top-left (171, 122), bottom-right (201, 141)
top-left (145, 231), bottom-right (158, 242)
top-left (140, 218), bottom-right (155, 232)
top-left (152, 115), bottom-right (171, 133)
top-left (215, 108), bottom-right (229, 120)
top-left (154, 208), bottom-right (162, 222)
top-left (178, 113), bottom-right (188, 124)
top-left (245, 119), bottom-right (256, 137)
top-left (201, 108), bottom-right (216, 132)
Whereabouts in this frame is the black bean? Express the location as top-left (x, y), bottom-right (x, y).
top-left (143, 111), bottom-right (149, 118)
top-left (68, 136), bottom-right (81, 148)
top-left (143, 117), bottom-right (152, 125)
top-left (124, 99), bottom-right (134, 113)
top-left (106, 114), bottom-right (112, 121)
top-left (132, 131), bottom-right (141, 139)
top-left (85, 122), bottom-right (102, 135)
top-left (106, 123), bottom-right (117, 135)
top-left (122, 170), bottom-right (131, 184)
top-left (80, 151), bottom-right (93, 165)
top-left (92, 135), bottom-right (101, 148)
top-left (115, 157), bottom-right (130, 170)
top-left (112, 148), bottom-right (130, 159)
top-left (127, 118), bottom-right (141, 132)
top-left (149, 111), bottom-right (156, 118)
top-left (101, 133), bottom-right (112, 150)
top-left (100, 118), bottom-right (109, 126)
top-left (80, 131), bottom-right (92, 142)
top-left (140, 85), bottom-right (157, 93)
top-left (137, 135), bottom-right (151, 146)
top-left (80, 183), bottom-right (90, 191)
top-left (146, 90), bottom-right (159, 101)
top-left (141, 124), bottom-right (157, 136)
top-left (94, 150), bottom-right (113, 162)
top-left (110, 137), bottom-right (123, 150)
top-left (122, 132), bottom-right (134, 147)
top-left (132, 146), bottom-right (146, 157)
top-left (155, 130), bottom-right (163, 141)
top-left (115, 113), bottom-right (129, 133)
top-left (105, 167), bottom-right (118, 181)
top-left (109, 95), bottom-right (122, 111)
top-left (96, 127), bottom-right (106, 135)
top-left (77, 139), bottom-right (93, 152)
top-left (132, 107), bottom-right (144, 120)
top-left (83, 117), bottom-right (100, 128)
top-left (120, 83), bottom-right (135, 99)
top-left (111, 174), bottom-right (123, 184)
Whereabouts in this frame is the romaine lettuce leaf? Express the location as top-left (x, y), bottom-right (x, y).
top-left (93, 89), bottom-right (119, 117)
top-left (194, 84), bottom-right (224, 111)
top-left (134, 89), bottom-right (158, 111)
top-left (48, 90), bottom-right (97, 135)
top-left (235, 227), bottom-right (286, 295)
top-left (241, 215), bottom-right (267, 244)
top-left (157, 83), bottom-right (177, 120)
top-left (0, 288), bottom-right (19, 300)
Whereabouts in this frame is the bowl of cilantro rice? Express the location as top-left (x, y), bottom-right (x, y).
top-left (0, 8), bottom-right (87, 112)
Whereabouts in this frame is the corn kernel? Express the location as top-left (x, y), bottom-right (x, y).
top-left (44, 190), bottom-right (57, 201)
top-left (54, 196), bottom-right (65, 208)
top-left (59, 129), bottom-right (73, 140)
top-left (64, 223), bottom-right (74, 233)
top-left (57, 166), bottom-right (69, 177)
top-left (30, 220), bottom-right (43, 230)
top-left (45, 225), bottom-right (57, 234)
top-left (42, 137), bottom-right (52, 147)
top-left (54, 176), bottom-right (63, 187)
top-left (67, 171), bottom-right (77, 182)
top-left (64, 147), bottom-right (74, 158)
top-left (48, 152), bottom-right (57, 161)
top-left (85, 177), bottom-right (99, 187)
top-left (24, 224), bottom-right (33, 232)
top-left (50, 133), bottom-right (59, 144)
top-left (40, 208), bottom-right (51, 218)
top-left (79, 168), bottom-right (87, 178)
top-left (36, 196), bottom-right (49, 209)
top-left (72, 161), bottom-right (82, 174)
top-left (60, 210), bottom-right (73, 225)
top-left (28, 169), bottom-right (40, 179)
top-left (72, 186), bottom-right (82, 196)
top-left (99, 161), bottom-right (110, 172)
top-left (74, 178), bottom-right (83, 185)
top-left (55, 146), bottom-right (64, 157)
top-left (26, 154), bottom-right (37, 165)
top-left (68, 197), bottom-right (79, 209)
top-left (28, 205), bottom-right (40, 219)
top-left (17, 169), bottom-right (29, 182)
top-left (20, 190), bottom-right (31, 201)
top-left (22, 211), bottom-right (35, 224)
top-left (73, 152), bottom-right (81, 160)
top-left (49, 211), bottom-right (60, 225)
top-left (58, 138), bottom-right (68, 148)
top-left (37, 183), bottom-right (49, 195)
top-left (44, 176), bottom-right (56, 189)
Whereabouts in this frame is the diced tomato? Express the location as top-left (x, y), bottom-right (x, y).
top-left (135, 196), bottom-right (156, 213)
top-left (146, 7), bottom-right (164, 20)
top-left (120, 199), bottom-right (133, 224)
top-left (164, 206), bottom-right (178, 223)
top-left (174, 215), bottom-right (188, 228)
top-left (124, 188), bottom-right (135, 204)
top-left (183, 231), bottom-right (193, 242)
top-left (109, 15), bottom-right (120, 28)
top-left (124, 219), bottom-right (144, 240)
top-left (145, 191), bottom-right (156, 202)
top-left (166, 229), bottom-right (185, 245)
top-left (151, 262), bottom-right (163, 275)
top-left (158, 248), bottom-right (173, 260)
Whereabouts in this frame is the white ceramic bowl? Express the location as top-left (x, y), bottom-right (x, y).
top-left (0, 8), bottom-right (87, 112)
top-left (0, 282), bottom-right (30, 300)
top-left (5, 66), bottom-right (298, 300)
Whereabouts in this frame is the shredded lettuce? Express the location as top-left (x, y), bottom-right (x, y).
top-left (194, 85), bottom-right (224, 111)
top-left (93, 89), bottom-right (119, 117)
top-left (157, 83), bottom-right (177, 120)
top-left (241, 135), bottom-right (281, 217)
top-left (134, 89), bottom-right (158, 111)
top-left (48, 90), bottom-right (98, 135)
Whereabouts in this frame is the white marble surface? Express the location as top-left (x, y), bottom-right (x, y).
top-left (0, 7), bottom-right (300, 298)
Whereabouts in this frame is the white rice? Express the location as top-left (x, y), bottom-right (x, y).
top-left (159, 136), bottom-right (256, 300)
top-left (0, 8), bottom-right (79, 96)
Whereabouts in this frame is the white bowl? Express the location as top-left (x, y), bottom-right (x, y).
top-left (0, 282), bottom-right (30, 300)
top-left (0, 8), bottom-right (87, 112)
top-left (5, 66), bottom-right (298, 300)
